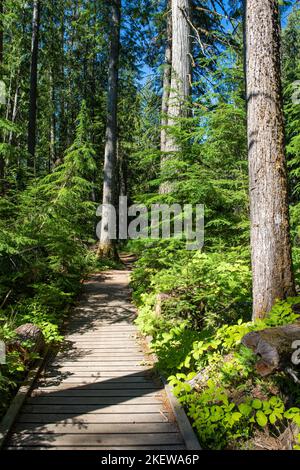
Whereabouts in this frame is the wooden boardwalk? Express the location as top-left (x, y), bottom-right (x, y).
top-left (6, 269), bottom-right (186, 450)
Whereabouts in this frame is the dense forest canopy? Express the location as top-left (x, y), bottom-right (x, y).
top-left (1, 0), bottom-right (300, 451)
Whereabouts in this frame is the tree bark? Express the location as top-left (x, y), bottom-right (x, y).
top-left (0, 0), bottom-right (3, 65)
top-left (242, 324), bottom-right (300, 376)
top-left (27, 0), bottom-right (41, 173)
top-left (159, 0), bottom-right (172, 194)
top-left (118, 141), bottom-right (127, 198)
top-left (161, 0), bottom-right (191, 194)
top-left (245, 0), bottom-right (295, 320)
top-left (168, 0), bottom-right (191, 117)
top-left (49, 69), bottom-right (56, 169)
top-left (8, 84), bottom-right (19, 146)
top-left (0, 0), bottom-right (5, 196)
top-left (0, 0), bottom-right (4, 194)
top-left (97, 0), bottom-right (121, 259)
top-left (58, 8), bottom-right (66, 159)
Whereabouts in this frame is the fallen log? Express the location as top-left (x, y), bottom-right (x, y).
top-left (242, 323), bottom-right (300, 376)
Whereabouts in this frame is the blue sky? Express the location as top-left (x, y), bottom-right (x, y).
top-left (138, 1), bottom-right (298, 85)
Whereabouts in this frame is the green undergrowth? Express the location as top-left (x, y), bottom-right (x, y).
top-left (131, 241), bottom-right (300, 450)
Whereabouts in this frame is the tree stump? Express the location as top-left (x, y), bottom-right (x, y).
top-left (9, 323), bottom-right (45, 363)
top-left (154, 293), bottom-right (173, 317)
top-left (242, 323), bottom-right (300, 376)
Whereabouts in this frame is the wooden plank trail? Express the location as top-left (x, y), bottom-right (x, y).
top-left (6, 268), bottom-right (186, 450)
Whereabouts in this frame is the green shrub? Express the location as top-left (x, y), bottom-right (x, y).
top-left (132, 245), bottom-right (252, 330)
top-left (135, 282), bottom-right (300, 449)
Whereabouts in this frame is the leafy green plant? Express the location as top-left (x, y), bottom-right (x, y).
top-left (294, 433), bottom-right (300, 450)
top-left (168, 372), bottom-right (300, 449)
top-left (135, 292), bottom-right (300, 449)
top-left (132, 245), bottom-right (252, 329)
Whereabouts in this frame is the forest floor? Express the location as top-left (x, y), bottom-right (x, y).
top-left (4, 263), bottom-right (186, 450)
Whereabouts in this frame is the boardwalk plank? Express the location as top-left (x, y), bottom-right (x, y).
top-left (9, 433), bottom-right (184, 446)
top-left (13, 423), bottom-right (175, 434)
top-left (38, 377), bottom-right (157, 385)
top-left (32, 389), bottom-right (161, 397)
top-left (26, 397), bottom-right (161, 405)
top-left (51, 360), bottom-right (146, 365)
top-left (41, 371), bottom-right (153, 378)
top-left (7, 446), bottom-right (186, 450)
top-left (17, 413), bottom-right (172, 424)
top-left (59, 352), bottom-right (144, 355)
top-left (46, 366), bottom-right (150, 371)
top-left (22, 404), bottom-right (165, 414)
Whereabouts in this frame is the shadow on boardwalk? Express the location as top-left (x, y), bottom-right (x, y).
top-left (5, 266), bottom-right (185, 450)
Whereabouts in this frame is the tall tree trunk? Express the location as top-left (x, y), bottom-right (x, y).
top-left (58, 8), bottom-right (65, 160)
top-left (0, 0), bottom-right (4, 194)
top-left (49, 69), bottom-right (56, 169)
top-left (8, 84), bottom-right (19, 145)
top-left (161, 0), bottom-right (191, 194)
top-left (246, 0), bottom-right (295, 320)
top-left (27, 0), bottom-right (40, 173)
top-left (118, 140), bottom-right (127, 198)
top-left (97, 0), bottom-right (121, 258)
top-left (0, 0), bottom-right (3, 65)
top-left (4, 73), bottom-right (12, 126)
top-left (159, 0), bottom-right (172, 194)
